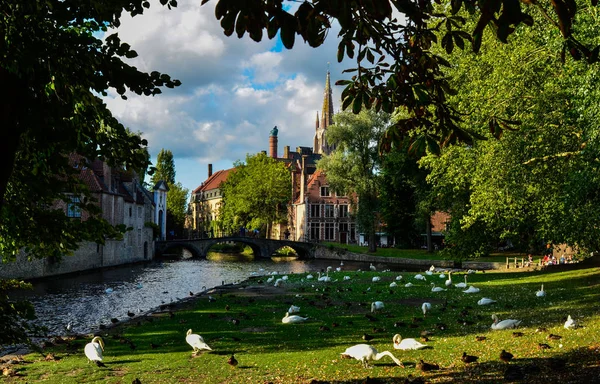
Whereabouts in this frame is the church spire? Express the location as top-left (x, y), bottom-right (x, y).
top-left (315, 111), bottom-right (319, 129)
top-left (320, 66), bottom-right (334, 129)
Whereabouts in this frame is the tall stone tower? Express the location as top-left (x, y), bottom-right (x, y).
top-left (269, 126), bottom-right (278, 158)
top-left (313, 69), bottom-right (336, 155)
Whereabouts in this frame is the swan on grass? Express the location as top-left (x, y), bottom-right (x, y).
top-left (317, 271), bottom-right (331, 282)
top-left (564, 315), bottom-right (577, 329)
top-left (343, 276), bottom-right (351, 281)
top-left (341, 344), bottom-right (404, 368)
top-left (393, 334), bottom-right (428, 350)
top-left (439, 273), bottom-right (446, 279)
top-left (84, 336), bottom-right (106, 367)
top-left (395, 275), bottom-right (403, 281)
top-left (455, 275), bottom-right (468, 289)
top-left (306, 274), bottom-right (314, 280)
top-left (463, 285), bottom-right (480, 293)
top-left (288, 305), bottom-right (300, 313)
top-left (274, 278), bottom-right (284, 287)
top-left (422, 302), bottom-right (432, 316)
top-left (371, 301), bottom-right (385, 313)
top-left (414, 274), bottom-right (427, 281)
top-left (425, 270), bottom-right (433, 276)
top-left (186, 329), bottom-right (212, 353)
top-left (536, 284), bottom-right (546, 297)
top-left (431, 283), bottom-right (446, 292)
top-left (445, 272), bottom-right (452, 287)
top-left (490, 314), bottom-right (521, 330)
top-left (282, 312), bottom-right (308, 324)
top-left (404, 282), bottom-right (414, 288)
top-left (477, 297), bottom-right (497, 305)
top-left (389, 282), bottom-right (398, 288)
top-left (372, 276), bottom-right (381, 282)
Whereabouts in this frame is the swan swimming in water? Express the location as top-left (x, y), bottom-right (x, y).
top-left (393, 334), bottom-right (428, 350)
top-left (186, 329), bottom-right (212, 353)
top-left (282, 312), bottom-right (308, 324)
top-left (371, 301), bottom-right (385, 313)
top-left (341, 344), bottom-right (404, 368)
top-left (84, 336), bottom-right (106, 367)
top-left (490, 314), bottom-right (521, 330)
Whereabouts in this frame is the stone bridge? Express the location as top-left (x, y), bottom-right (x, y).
top-left (154, 237), bottom-right (316, 259)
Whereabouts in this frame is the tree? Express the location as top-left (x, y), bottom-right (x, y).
top-left (1, 1), bottom-right (180, 261)
top-left (220, 153), bottom-right (291, 238)
top-left (318, 109), bottom-right (390, 253)
top-left (421, 2), bottom-right (600, 257)
top-left (202, 0), bottom-right (600, 153)
top-left (151, 149), bottom-right (176, 186)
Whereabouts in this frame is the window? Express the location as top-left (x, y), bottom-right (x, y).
top-left (325, 222), bottom-right (334, 240)
top-left (67, 196), bottom-right (81, 218)
top-left (138, 229), bottom-right (142, 245)
top-left (324, 204), bottom-right (334, 218)
top-left (339, 205), bottom-right (349, 218)
top-left (350, 224), bottom-right (356, 240)
top-left (310, 223), bottom-right (320, 240)
top-left (320, 186), bottom-right (330, 197)
top-left (339, 223), bottom-right (349, 233)
top-left (129, 207), bottom-right (132, 217)
top-left (310, 204), bottom-right (320, 218)
top-left (138, 206), bottom-right (142, 218)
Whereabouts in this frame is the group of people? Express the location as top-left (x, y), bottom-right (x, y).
top-left (541, 253), bottom-right (572, 266)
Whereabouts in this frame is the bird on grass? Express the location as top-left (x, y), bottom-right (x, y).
top-left (477, 298), bottom-right (497, 306)
top-left (430, 283), bottom-right (446, 292)
top-left (500, 349), bottom-right (514, 363)
top-left (422, 302), bottom-right (432, 317)
top-left (288, 305), bottom-right (300, 314)
top-left (84, 336), bottom-right (106, 367)
top-left (371, 301), bottom-right (385, 313)
top-left (227, 354), bottom-right (238, 368)
top-left (547, 333), bottom-right (562, 340)
top-left (475, 336), bottom-right (486, 342)
top-left (463, 286), bottom-right (480, 293)
top-left (512, 331), bottom-right (524, 338)
top-left (132, 379), bottom-right (142, 384)
top-left (455, 275), bottom-right (468, 289)
top-left (340, 344), bottom-right (404, 368)
top-left (538, 343), bottom-right (552, 350)
top-left (186, 329), bottom-right (212, 355)
top-left (564, 315), bottom-right (577, 329)
top-left (362, 333), bottom-right (374, 341)
top-left (416, 359), bottom-right (439, 372)
top-left (491, 314), bottom-right (522, 330)
top-left (536, 284), bottom-right (546, 297)
top-left (393, 334), bottom-right (428, 350)
top-left (281, 312), bottom-right (308, 324)
top-left (461, 352), bottom-right (479, 364)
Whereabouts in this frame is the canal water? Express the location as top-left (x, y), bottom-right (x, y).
top-left (8, 252), bottom-right (404, 337)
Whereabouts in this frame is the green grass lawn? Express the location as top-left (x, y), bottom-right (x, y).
top-left (4, 267), bottom-right (600, 383)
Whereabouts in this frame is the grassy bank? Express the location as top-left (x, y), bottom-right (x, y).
top-left (3, 266), bottom-right (600, 383)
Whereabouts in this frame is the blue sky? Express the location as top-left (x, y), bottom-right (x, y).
top-left (102, 0), bottom-right (348, 194)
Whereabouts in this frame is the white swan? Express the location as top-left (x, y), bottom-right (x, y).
top-left (266, 276), bottom-right (275, 284)
top-left (282, 312), bottom-right (308, 324)
top-left (429, 265), bottom-right (436, 272)
top-left (84, 336), bottom-right (105, 367)
top-left (281, 276), bottom-right (288, 281)
top-left (186, 329), bottom-right (212, 353)
top-left (371, 301), bottom-right (385, 313)
top-left (395, 275), bottom-right (403, 281)
top-left (404, 282), bottom-right (413, 288)
top-left (288, 305), bottom-right (300, 313)
top-left (389, 282), bottom-right (398, 288)
top-left (422, 302), bottom-right (432, 316)
top-left (393, 334), bottom-right (428, 350)
top-left (317, 271), bottom-right (331, 282)
top-left (439, 273), bottom-right (446, 279)
top-left (425, 270), bottom-right (433, 276)
top-left (463, 286), bottom-right (480, 293)
top-left (343, 276), bottom-right (351, 281)
top-left (431, 283), bottom-right (446, 292)
top-left (491, 314), bottom-right (521, 330)
top-left (477, 297), bottom-right (497, 305)
top-left (455, 275), bottom-right (468, 289)
top-left (274, 278), bottom-right (284, 287)
top-left (369, 263), bottom-right (377, 271)
top-left (306, 274), bottom-right (314, 280)
top-left (414, 274), bottom-right (427, 281)
top-left (341, 344), bottom-right (404, 368)
top-left (536, 284), bottom-right (546, 297)
top-left (564, 315), bottom-right (577, 329)
top-left (445, 272), bottom-right (452, 287)
top-left (372, 276), bottom-right (381, 282)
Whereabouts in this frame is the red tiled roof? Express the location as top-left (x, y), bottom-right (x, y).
top-left (192, 168), bottom-right (234, 193)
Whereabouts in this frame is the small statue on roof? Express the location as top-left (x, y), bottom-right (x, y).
top-left (270, 126), bottom-right (278, 136)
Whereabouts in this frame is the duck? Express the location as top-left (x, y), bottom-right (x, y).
top-left (227, 354), bottom-right (238, 367)
top-left (461, 351), bottom-right (479, 364)
top-left (564, 314), bottom-right (577, 329)
top-left (186, 329), bottom-right (212, 353)
top-left (422, 302), bottom-right (432, 316)
top-left (282, 312), bottom-right (308, 324)
top-left (463, 286), bottom-right (480, 293)
top-left (288, 305), bottom-right (300, 314)
top-left (491, 314), bottom-right (522, 330)
top-left (414, 274), bottom-right (427, 281)
top-left (445, 272), bottom-right (452, 287)
top-left (536, 284), bottom-right (546, 297)
top-left (371, 301), bottom-right (385, 313)
top-left (431, 283), bottom-right (446, 292)
top-left (84, 336), bottom-right (106, 367)
top-left (455, 275), bottom-right (468, 289)
top-left (393, 334), bottom-right (428, 350)
top-left (404, 282), bottom-right (414, 288)
top-left (341, 344), bottom-right (404, 368)
top-left (416, 359), bottom-right (439, 372)
top-left (477, 297), bottom-right (497, 305)
top-left (500, 349), bottom-right (514, 363)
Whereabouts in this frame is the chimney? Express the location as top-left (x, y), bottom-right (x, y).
top-left (269, 126), bottom-right (278, 158)
top-left (208, 164), bottom-right (213, 178)
top-left (283, 145), bottom-right (290, 159)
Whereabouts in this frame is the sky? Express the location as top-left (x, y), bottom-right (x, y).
top-left (102, 0), bottom-right (349, 195)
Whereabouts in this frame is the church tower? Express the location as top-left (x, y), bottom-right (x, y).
top-left (313, 69), bottom-right (335, 155)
